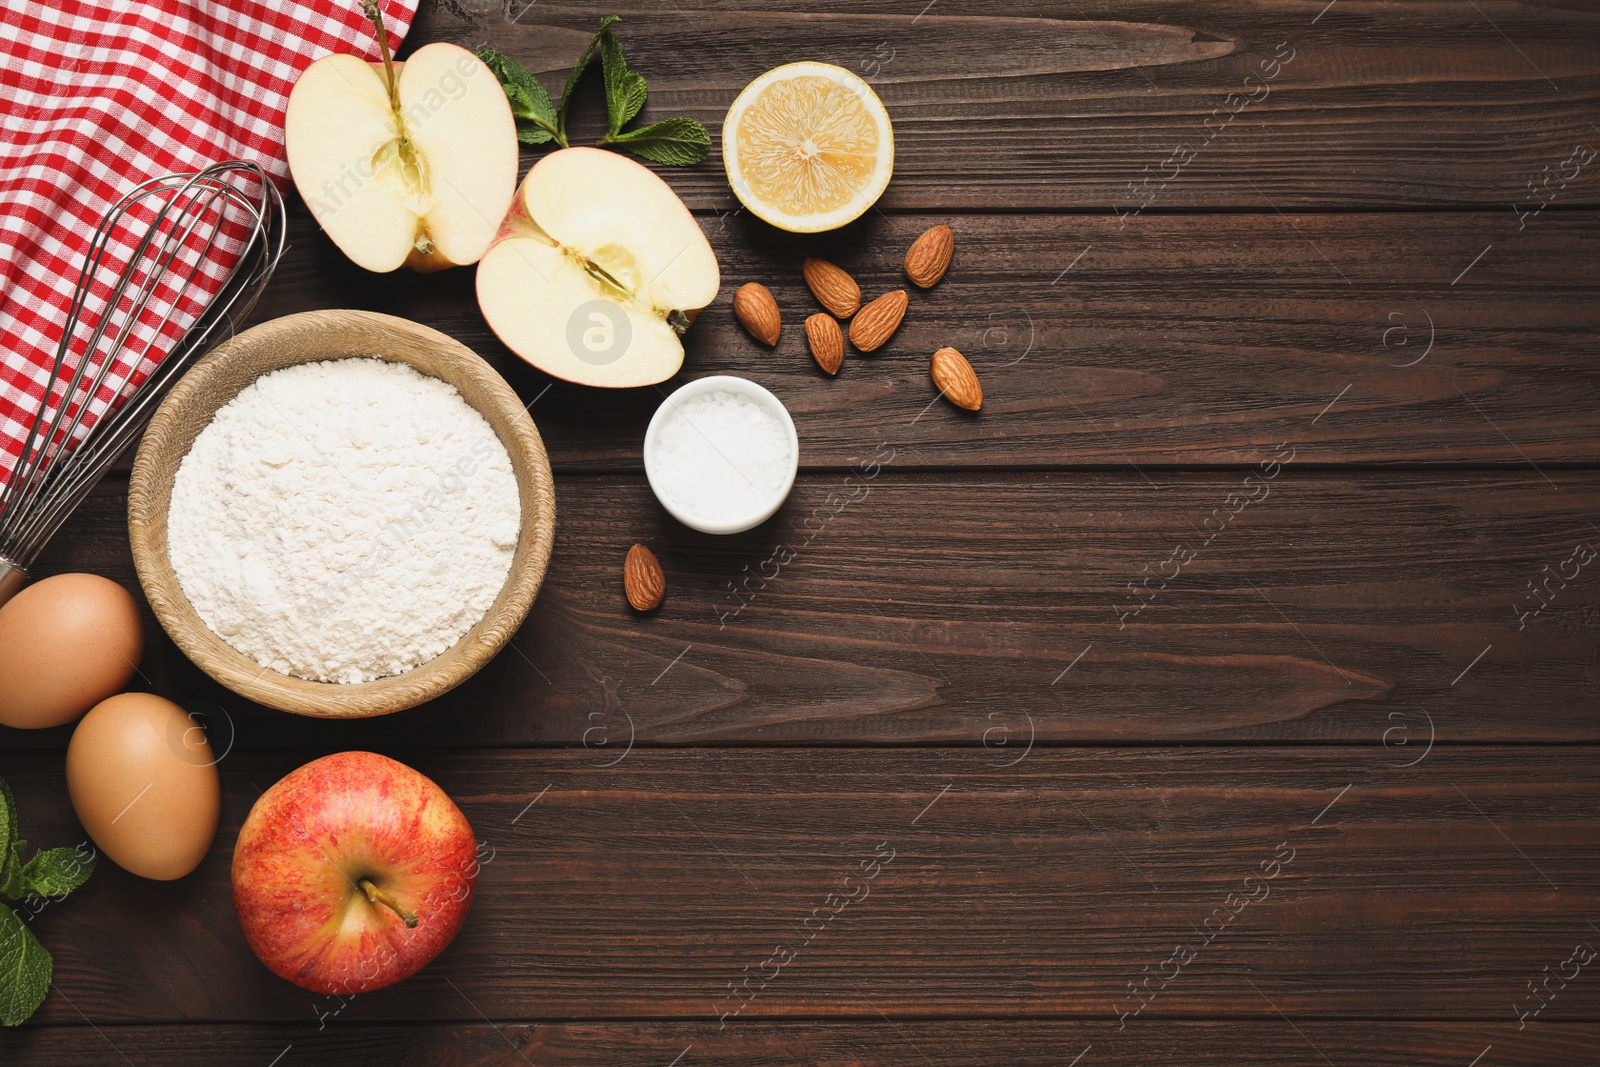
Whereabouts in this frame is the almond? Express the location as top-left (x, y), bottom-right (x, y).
top-left (848, 290), bottom-right (908, 352)
top-left (624, 544), bottom-right (666, 611)
top-left (805, 313), bottom-right (844, 375)
top-left (905, 224), bottom-right (954, 288)
top-left (802, 257), bottom-right (861, 318)
top-left (931, 347), bottom-right (982, 410)
top-left (733, 282), bottom-right (781, 346)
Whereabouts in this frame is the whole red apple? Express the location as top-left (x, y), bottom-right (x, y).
top-left (232, 751), bottom-right (478, 995)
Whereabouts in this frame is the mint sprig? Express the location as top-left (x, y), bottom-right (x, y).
top-left (478, 16), bottom-right (710, 166)
top-left (0, 776), bottom-right (96, 1027)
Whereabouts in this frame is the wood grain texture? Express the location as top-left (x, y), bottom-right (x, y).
top-left (2, 748), bottom-right (1596, 1024)
top-left (5, 1021), bottom-right (1595, 1066)
top-left (404, 0), bottom-right (1600, 211)
top-left (7, 1), bottom-right (1597, 1059)
top-left (17, 470), bottom-right (1596, 749)
top-left (127, 311), bottom-right (557, 718)
top-left (243, 209), bottom-right (1600, 470)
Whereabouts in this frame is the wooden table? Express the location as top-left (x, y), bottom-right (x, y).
top-left (5, 1), bottom-right (1599, 1063)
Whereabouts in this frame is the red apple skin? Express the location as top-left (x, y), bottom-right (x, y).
top-left (232, 751), bottom-right (478, 995)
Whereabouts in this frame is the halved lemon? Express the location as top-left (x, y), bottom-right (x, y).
top-left (722, 62), bottom-right (894, 233)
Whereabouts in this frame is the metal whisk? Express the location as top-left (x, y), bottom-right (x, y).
top-left (0, 160), bottom-right (286, 607)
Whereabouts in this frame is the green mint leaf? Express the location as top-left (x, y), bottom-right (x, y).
top-left (20, 848), bottom-right (95, 901)
top-left (0, 777), bottom-right (16, 865)
top-left (618, 71), bottom-right (648, 129)
top-left (0, 905), bottom-right (51, 1027)
top-left (599, 30), bottom-right (624, 134)
top-left (477, 47), bottom-right (556, 124)
top-left (609, 116), bottom-right (712, 166)
top-left (476, 47), bottom-right (563, 147)
top-left (0, 844), bottom-right (25, 903)
top-left (0, 776), bottom-right (19, 900)
top-left (558, 15), bottom-right (622, 141)
top-left (502, 76), bottom-right (538, 116)
top-left (600, 28), bottom-right (646, 135)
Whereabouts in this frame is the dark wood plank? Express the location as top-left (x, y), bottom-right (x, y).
top-left (243, 209), bottom-right (1600, 470)
top-left (3, 747), bottom-right (1596, 1023)
top-left (5, 1020), bottom-right (1594, 1066)
top-left (401, 0), bottom-right (1600, 211)
top-left (18, 470), bottom-right (1597, 749)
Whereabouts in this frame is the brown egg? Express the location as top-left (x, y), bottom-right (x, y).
top-left (67, 693), bottom-right (220, 880)
top-left (0, 573), bottom-right (144, 729)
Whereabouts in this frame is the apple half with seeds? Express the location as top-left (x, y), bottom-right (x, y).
top-left (285, 42), bottom-right (518, 273)
top-left (476, 147), bottom-right (721, 388)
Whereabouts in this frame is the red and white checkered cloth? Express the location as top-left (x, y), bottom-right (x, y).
top-left (0, 0), bottom-right (418, 479)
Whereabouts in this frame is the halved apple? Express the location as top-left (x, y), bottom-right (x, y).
top-left (476, 147), bottom-right (720, 388)
top-left (285, 43), bottom-right (517, 273)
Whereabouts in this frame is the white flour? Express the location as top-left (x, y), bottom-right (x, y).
top-left (167, 357), bottom-right (521, 684)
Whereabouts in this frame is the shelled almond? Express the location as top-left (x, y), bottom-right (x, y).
top-left (905, 224), bottom-right (954, 288)
top-left (849, 290), bottom-right (908, 352)
top-left (802, 257), bottom-right (861, 318)
top-left (931, 347), bottom-right (982, 410)
top-left (805, 314), bottom-right (844, 375)
top-left (624, 544), bottom-right (666, 611)
top-left (726, 228), bottom-right (981, 406)
top-left (733, 282), bottom-right (781, 346)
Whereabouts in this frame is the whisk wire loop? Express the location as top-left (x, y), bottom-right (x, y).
top-left (0, 160), bottom-right (285, 581)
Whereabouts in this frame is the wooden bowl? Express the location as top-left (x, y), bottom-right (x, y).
top-left (128, 310), bottom-right (556, 718)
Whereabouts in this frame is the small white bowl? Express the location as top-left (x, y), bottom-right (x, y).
top-left (644, 375), bottom-right (800, 535)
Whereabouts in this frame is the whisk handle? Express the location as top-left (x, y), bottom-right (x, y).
top-left (0, 556), bottom-right (26, 610)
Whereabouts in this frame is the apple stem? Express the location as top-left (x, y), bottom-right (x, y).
top-left (360, 878), bottom-right (419, 929)
top-left (360, 0), bottom-right (402, 113)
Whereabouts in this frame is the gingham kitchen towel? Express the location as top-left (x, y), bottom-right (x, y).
top-left (0, 0), bottom-right (418, 478)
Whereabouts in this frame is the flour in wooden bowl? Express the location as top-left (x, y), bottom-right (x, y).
top-left (166, 358), bottom-right (520, 684)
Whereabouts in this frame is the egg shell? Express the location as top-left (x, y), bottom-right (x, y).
top-left (0, 573), bottom-right (144, 729)
top-left (67, 693), bottom-right (220, 880)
